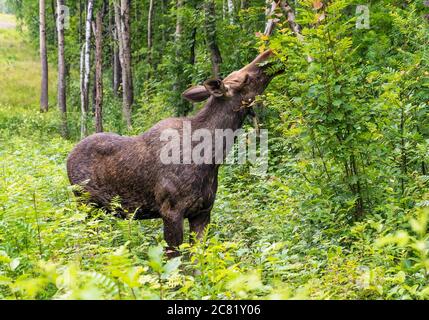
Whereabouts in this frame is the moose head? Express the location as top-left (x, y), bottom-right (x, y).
top-left (182, 49), bottom-right (280, 105)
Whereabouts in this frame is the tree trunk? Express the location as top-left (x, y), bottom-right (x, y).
top-left (78, 0), bottom-right (83, 43)
top-left (119, 0), bottom-right (133, 130)
top-left (79, 44), bottom-right (85, 115)
top-left (147, 0), bottom-right (154, 67)
top-left (94, 11), bottom-right (103, 133)
top-left (110, 2), bottom-right (121, 96)
top-left (189, 27), bottom-right (197, 65)
top-left (175, 0), bottom-right (182, 47)
top-left (172, 0), bottom-right (191, 116)
top-left (56, 0), bottom-right (67, 138)
top-left (161, 0), bottom-right (167, 43)
top-left (205, 0), bottom-right (222, 78)
top-left (91, 65), bottom-right (97, 113)
top-left (51, 0), bottom-right (57, 44)
top-left (227, 0), bottom-right (234, 24)
top-left (39, 0), bottom-right (49, 112)
top-left (114, 2), bottom-right (124, 97)
top-left (240, 0), bottom-right (249, 9)
top-left (264, 0), bottom-right (278, 36)
top-left (80, 0), bottom-right (94, 138)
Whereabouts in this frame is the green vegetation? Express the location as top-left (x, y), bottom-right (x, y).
top-left (1, 1), bottom-right (429, 300)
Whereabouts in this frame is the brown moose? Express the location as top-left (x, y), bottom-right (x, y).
top-left (67, 49), bottom-right (281, 257)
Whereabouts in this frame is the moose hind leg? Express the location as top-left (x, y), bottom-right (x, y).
top-left (189, 212), bottom-right (210, 242)
top-left (162, 212), bottom-right (184, 259)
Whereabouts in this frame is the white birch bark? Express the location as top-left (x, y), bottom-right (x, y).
top-left (227, 0), bottom-right (234, 24)
top-left (56, 0), bottom-right (67, 137)
top-left (80, 0), bottom-right (94, 138)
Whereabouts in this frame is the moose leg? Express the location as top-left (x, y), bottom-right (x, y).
top-left (162, 213), bottom-right (184, 259)
top-left (188, 213), bottom-right (210, 276)
top-left (189, 213), bottom-right (210, 242)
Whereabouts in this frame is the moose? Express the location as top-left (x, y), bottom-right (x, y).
top-left (67, 49), bottom-right (282, 257)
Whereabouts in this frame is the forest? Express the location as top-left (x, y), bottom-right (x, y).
top-left (0, 0), bottom-right (429, 300)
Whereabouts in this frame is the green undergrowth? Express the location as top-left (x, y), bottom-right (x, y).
top-left (1, 103), bottom-right (429, 299)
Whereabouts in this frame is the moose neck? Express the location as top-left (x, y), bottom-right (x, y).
top-left (190, 95), bottom-right (249, 132)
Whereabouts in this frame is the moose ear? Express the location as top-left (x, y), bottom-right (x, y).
top-left (182, 85), bottom-right (211, 103)
top-left (203, 78), bottom-right (227, 97)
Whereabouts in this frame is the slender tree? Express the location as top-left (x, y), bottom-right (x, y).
top-left (147, 0), bottom-right (154, 67)
top-left (56, 0), bottom-right (67, 137)
top-left (171, 0), bottom-right (192, 116)
top-left (227, 0), bottom-right (234, 23)
top-left (110, 2), bottom-right (121, 96)
top-left (39, 0), bottom-right (48, 113)
top-left (240, 0), bottom-right (249, 9)
top-left (51, 0), bottom-right (57, 44)
top-left (78, 0), bottom-right (83, 43)
top-left (80, 0), bottom-right (94, 138)
top-left (94, 11), bottom-right (103, 133)
top-left (118, 0), bottom-right (133, 129)
top-left (264, 0), bottom-right (278, 36)
top-left (175, 0), bottom-right (182, 46)
top-left (114, 2), bottom-right (124, 96)
top-left (205, 0), bottom-right (222, 77)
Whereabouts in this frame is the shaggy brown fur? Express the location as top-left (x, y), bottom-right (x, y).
top-left (67, 50), bottom-right (280, 257)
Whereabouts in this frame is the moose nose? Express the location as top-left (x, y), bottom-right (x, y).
top-left (241, 49), bottom-right (273, 73)
top-left (251, 49), bottom-right (273, 65)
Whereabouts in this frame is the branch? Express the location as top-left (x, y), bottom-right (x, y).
top-left (263, 0), bottom-right (279, 36)
top-left (278, 1), bottom-right (303, 40)
top-left (280, 0), bottom-right (313, 62)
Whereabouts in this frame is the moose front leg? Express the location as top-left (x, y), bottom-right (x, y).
top-left (162, 213), bottom-right (184, 259)
top-left (189, 213), bottom-right (210, 242)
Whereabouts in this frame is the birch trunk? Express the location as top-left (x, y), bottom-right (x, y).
top-left (227, 0), bottom-right (234, 24)
top-left (56, 0), bottom-right (67, 138)
top-left (39, 0), bottom-right (49, 112)
top-left (80, 0), bottom-right (94, 138)
top-left (147, 0), bottom-right (154, 66)
top-left (175, 0), bottom-right (182, 45)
